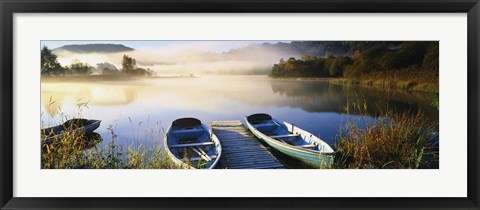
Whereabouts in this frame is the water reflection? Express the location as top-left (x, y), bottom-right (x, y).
top-left (41, 76), bottom-right (438, 147)
top-left (269, 79), bottom-right (438, 122)
top-left (41, 83), bottom-right (139, 108)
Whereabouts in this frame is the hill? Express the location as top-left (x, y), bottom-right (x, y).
top-left (53, 44), bottom-right (134, 53)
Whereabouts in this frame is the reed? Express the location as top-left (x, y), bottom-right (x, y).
top-left (41, 100), bottom-right (178, 169)
top-left (333, 99), bottom-right (439, 169)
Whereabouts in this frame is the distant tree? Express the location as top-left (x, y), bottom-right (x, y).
top-left (146, 68), bottom-right (156, 76)
top-left (41, 46), bottom-right (64, 76)
top-left (97, 62), bottom-right (119, 75)
top-left (386, 41), bottom-right (430, 69)
top-left (268, 41), bottom-right (437, 81)
top-left (353, 50), bottom-right (362, 60)
top-left (68, 59), bottom-right (93, 75)
top-left (328, 56), bottom-right (353, 76)
top-left (422, 42), bottom-right (439, 70)
top-left (121, 55), bottom-right (137, 74)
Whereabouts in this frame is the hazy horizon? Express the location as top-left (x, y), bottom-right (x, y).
top-left (42, 41), bottom-right (296, 75)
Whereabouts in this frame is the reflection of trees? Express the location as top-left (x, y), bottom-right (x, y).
top-left (41, 78), bottom-right (438, 123)
top-left (270, 80), bottom-right (346, 113)
top-left (123, 86), bottom-right (138, 104)
top-left (269, 79), bottom-right (438, 122)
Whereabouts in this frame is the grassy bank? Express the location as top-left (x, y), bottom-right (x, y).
top-left (41, 102), bottom-right (178, 169)
top-left (333, 101), bottom-right (439, 169)
top-left (41, 125), bottom-right (178, 169)
top-left (328, 78), bottom-right (438, 94)
top-left (330, 66), bottom-right (438, 93)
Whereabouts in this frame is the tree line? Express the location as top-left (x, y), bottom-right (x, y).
top-left (269, 41), bottom-right (439, 81)
top-left (41, 46), bottom-right (153, 77)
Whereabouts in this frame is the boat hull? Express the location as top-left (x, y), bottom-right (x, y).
top-left (41, 119), bottom-right (101, 144)
top-left (164, 119), bottom-right (222, 169)
top-left (245, 116), bottom-right (334, 168)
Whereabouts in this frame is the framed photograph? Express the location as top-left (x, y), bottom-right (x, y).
top-left (1, 0), bottom-right (479, 209)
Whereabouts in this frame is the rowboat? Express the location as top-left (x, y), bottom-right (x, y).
top-left (41, 119), bottom-right (101, 145)
top-left (245, 113), bottom-right (335, 168)
top-left (164, 118), bottom-right (222, 169)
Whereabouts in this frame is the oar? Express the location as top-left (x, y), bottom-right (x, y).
top-left (190, 147), bottom-right (211, 161)
top-left (195, 146), bottom-right (212, 161)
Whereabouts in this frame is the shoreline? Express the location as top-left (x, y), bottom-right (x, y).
top-left (327, 78), bottom-right (438, 94)
top-left (269, 76), bottom-right (438, 94)
top-left (41, 74), bottom-right (197, 83)
top-left (41, 74), bottom-right (438, 94)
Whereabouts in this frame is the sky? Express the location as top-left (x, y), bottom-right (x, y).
top-left (41, 40), bottom-right (290, 53)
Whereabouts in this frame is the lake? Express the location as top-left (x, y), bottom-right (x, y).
top-left (41, 76), bottom-right (438, 167)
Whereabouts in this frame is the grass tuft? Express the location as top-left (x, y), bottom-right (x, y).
top-left (333, 100), bottom-right (439, 169)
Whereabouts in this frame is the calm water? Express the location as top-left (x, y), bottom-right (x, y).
top-left (41, 76), bottom-right (438, 153)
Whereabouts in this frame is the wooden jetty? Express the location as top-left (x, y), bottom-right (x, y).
top-left (211, 120), bottom-right (285, 169)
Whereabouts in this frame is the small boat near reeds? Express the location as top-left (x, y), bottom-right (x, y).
top-left (245, 113), bottom-right (335, 168)
top-left (41, 118), bottom-right (101, 145)
top-left (164, 118), bottom-right (222, 169)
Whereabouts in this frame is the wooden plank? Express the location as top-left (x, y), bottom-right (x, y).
top-left (214, 131), bottom-right (246, 133)
top-left (226, 163), bottom-right (285, 169)
top-left (211, 120), bottom-right (284, 169)
top-left (224, 162), bottom-right (284, 168)
top-left (220, 142), bottom-right (264, 147)
top-left (221, 149), bottom-right (269, 154)
top-left (169, 141), bottom-right (214, 148)
top-left (215, 132), bottom-right (253, 136)
top-left (222, 152), bottom-right (271, 157)
top-left (214, 133), bottom-right (254, 137)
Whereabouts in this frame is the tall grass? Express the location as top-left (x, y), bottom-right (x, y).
top-left (330, 67), bottom-right (439, 94)
top-left (333, 99), bottom-right (439, 169)
top-left (41, 122), bottom-right (178, 169)
top-left (41, 99), bottom-right (178, 169)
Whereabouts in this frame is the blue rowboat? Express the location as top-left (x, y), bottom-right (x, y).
top-left (41, 119), bottom-right (101, 145)
top-left (245, 113), bottom-right (334, 168)
top-left (164, 118), bottom-right (222, 169)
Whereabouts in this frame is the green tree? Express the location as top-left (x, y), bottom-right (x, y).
top-left (41, 46), bottom-right (63, 76)
top-left (422, 42), bottom-right (439, 70)
top-left (387, 41), bottom-right (430, 69)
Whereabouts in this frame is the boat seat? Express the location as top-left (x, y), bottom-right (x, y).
top-left (170, 141), bottom-right (215, 148)
top-left (269, 134), bottom-right (299, 139)
top-left (169, 128), bottom-right (205, 138)
top-left (253, 123), bottom-right (277, 132)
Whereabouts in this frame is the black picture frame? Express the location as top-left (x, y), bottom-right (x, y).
top-left (1, 0), bottom-right (479, 209)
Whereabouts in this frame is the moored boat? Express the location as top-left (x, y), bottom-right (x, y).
top-left (41, 118), bottom-right (101, 145)
top-left (245, 113), bottom-right (334, 168)
top-left (164, 118), bottom-right (222, 169)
